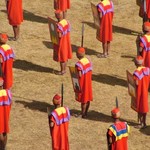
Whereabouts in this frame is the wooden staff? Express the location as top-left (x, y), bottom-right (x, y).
top-left (61, 83), bottom-right (64, 107)
top-left (81, 23), bottom-right (84, 47)
top-left (116, 96), bottom-right (119, 108)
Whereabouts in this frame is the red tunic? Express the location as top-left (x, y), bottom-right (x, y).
top-left (53, 19), bottom-right (72, 62)
top-left (107, 121), bottom-right (130, 150)
top-left (7, 0), bottom-right (23, 26)
top-left (139, 0), bottom-right (150, 19)
top-left (54, 0), bottom-right (70, 11)
top-left (97, 0), bottom-right (114, 42)
top-left (0, 89), bottom-right (12, 134)
top-left (0, 44), bottom-right (15, 89)
top-left (75, 57), bottom-right (93, 103)
top-left (140, 34), bottom-right (150, 67)
top-left (49, 107), bottom-right (70, 150)
top-left (133, 67), bottom-right (150, 113)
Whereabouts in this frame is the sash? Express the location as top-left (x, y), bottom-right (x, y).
top-left (140, 35), bottom-right (150, 51)
top-left (133, 67), bottom-right (150, 80)
top-left (97, 0), bottom-right (114, 16)
top-left (57, 19), bottom-right (71, 36)
top-left (51, 107), bottom-right (70, 125)
top-left (109, 122), bottom-right (129, 141)
top-left (0, 44), bottom-right (15, 61)
top-left (0, 89), bottom-right (12, 106)
top-left (75, 57), bottom-right (92, 75)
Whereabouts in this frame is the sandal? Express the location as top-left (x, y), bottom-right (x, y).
top-left (134, 125), bottom-right (143, 129)
top-left (54, 71), bottom-right (66, 75)
top-left (73, 113), bottom-right (87, 119)
top-left (141, 125), bottom-right (147, 129)
top-left (134, 124), bottom-right (146, 129)
top-left (97, 54), bottom-right (107, 58)
top-left (72, 113), bottom-right (82, 118)
top-left (8, 37), bottom-right (19, 41)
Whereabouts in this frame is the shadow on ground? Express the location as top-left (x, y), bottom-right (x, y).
top-left (15, 100), bottom-right (54, 113)
top-left (0, 9), bottom-right (48, 24)
top-left (43, 41), bottom-right (98, 56)
top-left (71, 109), bottom-right (114, 123)
top-left (92, 73), bottom-right (127, 87)
top-left (14, 99), bottom-right (141, 126)
top-left (83, 21), bottom-right (142, 36)
top-left (13, 59), bottom-right (54, 73)
top-left (23, 10), bottom-right (48, 24)
top-left (139, 125), bottom-right (150, 136)
top-left (70, 109), bottom-right (139, 126)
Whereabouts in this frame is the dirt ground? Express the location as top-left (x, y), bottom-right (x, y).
top-left (0, 0), bottom-right (150, 150)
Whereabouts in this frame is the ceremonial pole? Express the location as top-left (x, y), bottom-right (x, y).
top-left (61, 83), bottom-right (64, 107)
top-left (116, 96), bottom-right (119, 108)
top-left (81, 23), bottom-right (84, 47)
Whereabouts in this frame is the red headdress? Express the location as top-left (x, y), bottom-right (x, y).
top-left (111, 108), bottom-right (121, 119)
top-left (134, 56), bottom-right (143, 65)
top-left (53, 94), bottom-right (62, 105)
top-left (143, 21), bottom-right (150, 32)
top-left (0, 33), bottom-right (8, 44)
top-left (77, 47), bottom-right (85, 57)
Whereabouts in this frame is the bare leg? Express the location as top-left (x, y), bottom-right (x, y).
top-left (142, 113), bottom-right (147, 127)
top-left (55, 62), bottom-right (67, 75)
top-left (102, 42), bottom-right (107, 56)
top-left (85, 101), bottom-right (90, 116)
top-left (107, 41), bottom-right (110, 56)
top-left (63, 11), bottom-right (67, 19)
top-left (60, 62), bottom-right (67, 73)
top-left (81, 103), bottom-right (86, 117)
top-left (0, 133), bottom-right (7, 150)
top-left (3, 133), bottom-right (7, 150)
top-left (137, 113), bottom-right (140, 124)
top-left (12, 25), bottom-right (20, 40)
top-left (97, 42), bottom-right (108, 58)
top-left (139, 113), bottom-right (143, 125)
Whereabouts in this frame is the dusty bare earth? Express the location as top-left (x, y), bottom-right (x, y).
top-left (0, 0), bottom-right (150, 150)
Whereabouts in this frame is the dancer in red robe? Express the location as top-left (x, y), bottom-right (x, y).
top-left (0, 33), bottom-right (15, 89)
top-left (107, 108), bottom-right (130, 150)
top-left (97, 0), bottom-right (114, 58)
top-left (133, 56), bottom-right (150, 128)
top-left (0, 77), bottom-right (12, 150)
top-left (53, 10), bottom-right (72, 75)
top-left (48, 94), bottom-right (70, 150)
top-left (138, 22), bottom-right (150, 67)
top-left (75, 47), bottom-right (93, 118)
top-left (6, 0), bottom-right (23, 40)
top-left (54, 0), bottom-right (70, 19)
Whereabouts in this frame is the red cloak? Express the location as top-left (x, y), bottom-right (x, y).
top-left (53, 19), bottom-right (72, 62)
top-left (54, 0), bottom-right (70, 11)
top-left (139, 0), bottom-right (150, 19)
top-left (7, 0), bottom-right (23, 26)
top-left (0, 89), bottom-right (12, 134)
top-left (140, 34), bottom-right (150, 68)
top-left (0, 44), bottom-right (15, 89)
top-left (49, 107), bottom-right (70, 150)
top-left (75, 57), bottom-right (93, 103)
top-left (133, 67), bottom-right (150, 113)
top-left (97, 0), bottom-right (114, 42)
top-left (107, 121), bottom-right (130, 150)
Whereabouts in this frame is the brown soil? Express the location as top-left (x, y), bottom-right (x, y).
top-left (0, 0), bottom-right (150, 150)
